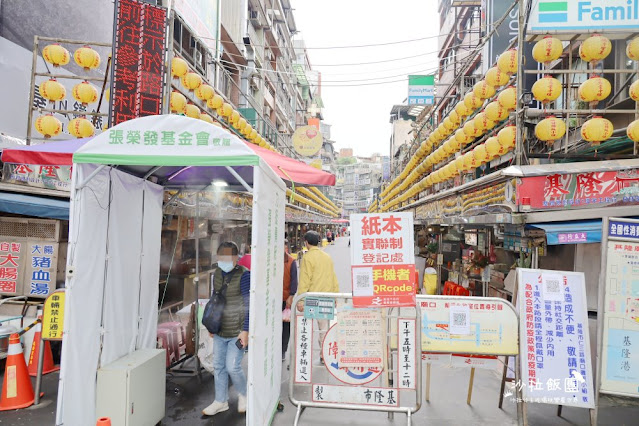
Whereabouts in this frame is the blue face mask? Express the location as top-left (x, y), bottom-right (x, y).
top-left (218, 261), bottom-right (234, 273)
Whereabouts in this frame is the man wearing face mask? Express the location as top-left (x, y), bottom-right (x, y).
top-left (202, 242), bottom-right (250, 417)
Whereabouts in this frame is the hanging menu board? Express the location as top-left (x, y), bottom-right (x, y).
top-left (518, 268), bottom-right (594, 408)
top-left (601, 218), bottom-right (639, 397)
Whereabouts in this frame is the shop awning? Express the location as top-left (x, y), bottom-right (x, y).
top-left (1, 135), bottom-right (335, 187)
top-left (527, 220), bottom-right (601, 245)
top-left (0, 191), bottom-right (69, 220)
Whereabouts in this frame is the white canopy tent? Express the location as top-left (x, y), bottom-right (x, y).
top-left (56, 115), bottom-right (285, 426)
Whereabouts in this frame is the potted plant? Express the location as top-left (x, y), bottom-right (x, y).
top-left (470, 252), bottom-right (489, 276)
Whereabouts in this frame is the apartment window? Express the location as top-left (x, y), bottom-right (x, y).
top-left (173, 18), bottom-right (208, 75)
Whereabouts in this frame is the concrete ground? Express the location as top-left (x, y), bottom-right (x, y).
top-left (3, 236), bottom-right (639, 425)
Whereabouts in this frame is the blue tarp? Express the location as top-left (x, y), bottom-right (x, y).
top-left (528, 220), bottom-right (601, 245)
top-left (0, 192), bottom-right (69, 220)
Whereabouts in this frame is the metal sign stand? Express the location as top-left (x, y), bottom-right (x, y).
top-left (289, 292), bottom-right (422, 426)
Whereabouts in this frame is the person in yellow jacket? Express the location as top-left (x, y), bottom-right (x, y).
top-left (296, 230), bottom-right (339, 363)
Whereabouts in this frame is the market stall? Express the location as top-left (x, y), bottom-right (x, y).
top-left (5, 114), bottom-right (322, 426)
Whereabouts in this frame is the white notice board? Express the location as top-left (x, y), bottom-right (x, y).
top-left (601, 219), bottom-right (639, 397)
top-left (518, 268), bottom-right (595, 408)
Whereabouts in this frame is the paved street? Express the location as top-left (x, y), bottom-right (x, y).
top-left (3, 236), bottom-right (638, 425)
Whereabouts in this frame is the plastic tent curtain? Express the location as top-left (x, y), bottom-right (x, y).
top-left (56, 164), bottom-right (163, 426)
top-left (247, 159), bottom-right (286, 425)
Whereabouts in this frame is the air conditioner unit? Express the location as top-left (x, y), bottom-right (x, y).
top-left (194, 50), bottom-right (203, 65)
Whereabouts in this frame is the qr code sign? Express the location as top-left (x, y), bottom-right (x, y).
top-left (542, 274), bottom-right (564, 301)
top-left (356, 274), bottom-right (371, 289)
top-left (452, 312), bottom-right (467, 327)
top-left (545, 279), bottom-right (560, 293)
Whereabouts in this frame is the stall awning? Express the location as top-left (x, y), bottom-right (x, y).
top-left (1, 129), bottom-right (335, 187)
top-left (0, 191), bottom-right (69, 220)
top-left (528, 220), bottom-right (601, 245)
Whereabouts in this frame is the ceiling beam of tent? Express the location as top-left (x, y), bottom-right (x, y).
top-left (225, 166), bottom-right (253, 193)
top-left (144, 166), bottom-right (163, 179)
top-left (76, 164), bottom-right (106, 189)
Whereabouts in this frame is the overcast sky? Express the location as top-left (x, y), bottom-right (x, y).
top-left (292, 0), bottom-right (440, 158)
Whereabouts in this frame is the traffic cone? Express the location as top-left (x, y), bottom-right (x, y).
top-left (0, 334), bottom-right (35, 411)
top-left (27, 316), bottom-right (59, 376)
top-left (96, 417), bottom-right (111, 425)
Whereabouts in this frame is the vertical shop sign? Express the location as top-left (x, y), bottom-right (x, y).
top-left (518, 269), bottom-right (594, 408)
top-left (26, 242), bottom-right (58, 298)
top-left (42, 290), bottom-right (66, 340)
top-left (350, 213), bottom-right (416, 308)
top-left (111, 0), bottom-right (167, 126)
top-left (0, 241), bottom-right (24, 295)
top-left (294, 315), bottom-right (313, 384)
top-left (601, 218), bottom-right (639, 397)
top-left (398, 318), bottom-right (416, 389)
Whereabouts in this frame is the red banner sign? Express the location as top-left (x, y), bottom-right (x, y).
top-left (517, 169), bottom-right (639, 210)
top-left (351, 264), bottom-right (417, 308)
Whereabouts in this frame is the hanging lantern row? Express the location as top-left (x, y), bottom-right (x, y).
top-left (38, 79), bottom-right (100, 106)
top-left (43, 43), bottom-right (101, 70)
top-left (380, 49), bottom-right (520, 210)
top-left (383, 125), bottom-right (518, 210)
top-left (170, 56), bottom-right (279, 153)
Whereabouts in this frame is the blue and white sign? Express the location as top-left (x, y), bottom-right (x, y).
top-left (609, 219), bottom-right (639, 240)
top-left (407, 75), bottom-right (434, 105)
top-left (530, 0), bottom-right (639, 32)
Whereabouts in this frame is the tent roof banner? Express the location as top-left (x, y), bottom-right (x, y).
top-left (1, 115), bottom-right (336, 187)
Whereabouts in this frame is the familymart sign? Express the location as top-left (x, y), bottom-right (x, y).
top-left (530, 0), bottom-right (639, 32)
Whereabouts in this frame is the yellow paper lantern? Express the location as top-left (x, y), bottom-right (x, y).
top-left (438, 124), bottom-right (451, 138)
top-left (72, 81), bottom-right (98, 105)
top-left (455, 128), bottom-right (472, 146)
top-left (463, 120), bottom-right (484, 138)
top-left (447, 137), bottom-right (461, 154)
top-left (35, 114), bottom-right (62, 138)
top-left (73, 46), bottom-right (100, 70)
top-left (243, 124), bottom-right (253, 137)
top-left (220, 102), bottom-right (233, 118)
top-left (464, 92), bottom-right (484, 110)
top-left (200, 113), bottom-right (214, 124)
top-left (236, 117), bottom-right (247, 131)
top-left (630, 80), bottom-right (639, 102)
top-left (172, 57), bottom-right (188, 78)
top-left (578, 77), bottom-right (611, 102)
top-left (627, 37), bottom-right (639, 61)
top-left (443, 117), bottom-right (455, 131)
top-left (497, 49), bottom-right (518, 75)
top-left (68, 117), bottom-right (95, 138)
top-left (455, 102), bottom-right (471, 117)
top-left (207, 94), bottom-right (224, 110)
top-left (497, 125), bottom-right (517, 150)
top-left (474, 112), bottom-right (496, 131)
top-left (195, 84), bottom-right (214, 101)
top-left (626, 119), bottom-right (639, 142)
top-left (449, 110), bottom-right (461, 125)
top-left (535, 116), bottom-right (566, 144)
top-left (463, 151), bottom-right (478, 170)
top-left (473, 80), bottom-right (496, 99)
top-left (181, 71), bottom-right (202, 91)
top-left (431, 128), bottom-right (442, 143)
top-left (185, 104), bottom-right (200, 119)
top-left (485, 136), bottom-right (505, 157)
top-left (42, 43), bottom-right (70, 67)
top-left (473, 144), bottom-right (489, 163)
top-left (485, 101), bottom-right (510, 121)
top-left (485, 67), bottom-right (510, 87)
top-left (579, 34), bottom-right (612, 64)
top-left (581, 116), bottom-right (613, 146)
top-left (249, 129), bottom-right (257, 140)
top-left (532, 36), bottom-right (563, 65)
top-left (498, 86), bottom-right (517, 110)
top-left (454, 155), bottom-right (466, 172)
top-left (170, 91), bottom-right (187, 113)
top-left (39, 79), bottom-right (66, 102)
top-left (532, 75), bottom-right (562, 104)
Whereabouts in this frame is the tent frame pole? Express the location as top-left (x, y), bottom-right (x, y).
top-left (225, 166), bottom-right (253, 193)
